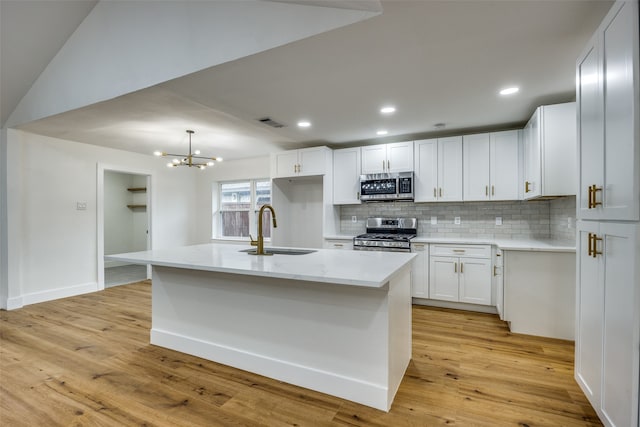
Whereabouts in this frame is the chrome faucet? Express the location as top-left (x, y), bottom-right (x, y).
top-left (249, 204), bottom-right (277, 255)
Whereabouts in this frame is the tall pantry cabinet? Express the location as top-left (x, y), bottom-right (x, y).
top-left (574, 2), bottom-right (640, 427)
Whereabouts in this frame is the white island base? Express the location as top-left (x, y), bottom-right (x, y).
top-left (150, 263), bottom-right (412, 412)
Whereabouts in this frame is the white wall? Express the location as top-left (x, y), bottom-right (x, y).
top-left (3, 129), bottom-right (202, 309)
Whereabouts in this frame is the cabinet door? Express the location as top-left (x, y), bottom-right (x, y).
top-left (414, 139), bottom-right (438, 202)
top-left (463, 133), bottom-right (490, 201)
top-left (429, 256), bottom-right (459, 302)
top-left (575, 221), bottom-right (603, 409)
top-left (600, 222), bottom-right (639, 427)
top-left (298, 147), bottom-right (326, 176)
top-left (438, 136), bottom-right (463, 202)
top-left (577, 36), bottom-right (604, 220)
top-left (273, 151), bottom-right (299, 178)
top-left (361, 145), bottom-right (387, 174)
top-left (411, 243), bottom-right (429, 298)
top-left (490, 130), bottom-right (520, 200)
top-left (601, 1), bottom-right (639, 221)
top-left (523, 109), bottom-right (541, 199)
top-left (333, 148), bottom-right (361, 205)
top-left (458, 257), bottom-right (492, 305)
top-left (387, 141), bottom-right (414, 173)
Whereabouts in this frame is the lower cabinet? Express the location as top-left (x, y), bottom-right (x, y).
top-left (575, 221), bottom-right (639, 427)
top-left (429, 245), bottom-right (492, 306)
top-left (410, 243), bottom-right (429, 298)
top-left (323, 239), bottom-right (353, 250)
top-left (494, 248), bottom-right (504, 320)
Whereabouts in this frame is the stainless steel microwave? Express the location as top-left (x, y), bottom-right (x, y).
top-left (359, 172), bottom-right (414, 202)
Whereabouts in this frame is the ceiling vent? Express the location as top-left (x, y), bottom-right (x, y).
top-left (257, 117), bottom-right (286, 128)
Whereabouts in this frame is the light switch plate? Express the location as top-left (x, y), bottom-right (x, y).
top-left (454, 217), bottom-right (461, 225)
top-left (430, 216), bottom-right (437, 225)
top-left (496, 217), bottom-right (503, 226)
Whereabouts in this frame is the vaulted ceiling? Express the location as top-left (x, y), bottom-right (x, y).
top-left (1, 0), bottom-right (614, 161)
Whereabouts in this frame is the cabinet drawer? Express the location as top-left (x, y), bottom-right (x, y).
top-left (430, 244), bottom-right (491, 258)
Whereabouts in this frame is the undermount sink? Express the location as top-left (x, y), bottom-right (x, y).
top-left (240, 248), bottom-right (317, 255)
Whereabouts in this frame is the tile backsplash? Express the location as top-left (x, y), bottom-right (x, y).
top-left (340, 196), bottom-right (576, 242)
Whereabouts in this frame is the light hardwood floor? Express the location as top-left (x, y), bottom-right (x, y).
top-left (1, 281), bottom-right (601, 426)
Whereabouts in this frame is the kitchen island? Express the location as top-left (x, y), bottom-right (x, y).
top-left (106, 243), bottom-right (415, 411)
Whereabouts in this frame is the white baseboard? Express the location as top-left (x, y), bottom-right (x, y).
top-left (20, 282), bottom-right (98, 308)
top-left (412, 298), bottom-right (498, 314)
top-left (4, 295), bottom-right (23, 310)
top-left (151, 328), bottom-right (389, 411)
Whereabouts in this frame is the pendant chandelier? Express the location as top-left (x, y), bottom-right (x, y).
top-left (154, 130), bottom-right (223, 170)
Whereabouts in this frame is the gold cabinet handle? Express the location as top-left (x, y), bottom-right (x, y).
top-left (525, 181), bottom-right (531, 193)
top-left (588, 184), bottom-right (602, 208)
top-left (433, 188), bottom-right (437, 198)
top-left (460, 262), bottom-right (464, 273)
top-left (491, 185), bottom-right (495, 196)
top-left (334, 243), bottom-right (344, 248)
top-left (439, 188), bottom-right (443, 197)
top-left (485, 185), bottom-right (489, 196)
top-left (591, 234), bottom-right (602, 258)
top-left (382, 160), bottom-right (386, 171)
top-left (588, 233), bottom-right (593, 256)
top-left (493, 265), bottom-right (497, 276)
top-left (387, 160), bottom-right (390, 170)
top-left (454, 262), bottom-right (457, 273)
top-left (452, 249), bottom-right (465, 253)
top-left (357, 191), bottom-right (360, 200)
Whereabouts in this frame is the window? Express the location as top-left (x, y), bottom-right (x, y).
top-left (218, 179), bottom-right (271, 239)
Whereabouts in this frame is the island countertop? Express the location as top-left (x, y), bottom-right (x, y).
top-left (106, 243), bottom-right (415, 288)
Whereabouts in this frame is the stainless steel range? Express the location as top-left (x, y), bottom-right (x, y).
top-left (353, 217), bottom-right (417, 252)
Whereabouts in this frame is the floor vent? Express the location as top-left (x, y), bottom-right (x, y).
top-left (257, 117), bottom-right (286, 128)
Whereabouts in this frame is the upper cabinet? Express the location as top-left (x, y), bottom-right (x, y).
top-left (577, 0), bottom-right (639, 221)
top-left (523, 102), bottom-right (577, 200)
top-left (414, 136), bottom-right (463, 202)
top-left (463, 130), bottom-right (520, 201)
top-left (333, 147), bottom-right (361, 205)
top-left (361, 141), bottom-right (414, 174)
top-left (271, 146), bottom-right (331, 179)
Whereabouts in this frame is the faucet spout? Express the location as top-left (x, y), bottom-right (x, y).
top-left (250, 204), bottom-right (277, 255)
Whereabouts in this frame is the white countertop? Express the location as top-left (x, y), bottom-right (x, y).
top-left (106, 243), bottom-right (416, 288)
top-left (324, 235), bottom-right (575, 252)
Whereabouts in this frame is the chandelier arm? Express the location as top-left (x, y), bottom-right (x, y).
top-left (190, 155), bottom-right (218, 160)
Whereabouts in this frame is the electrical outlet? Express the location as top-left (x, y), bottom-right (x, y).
top-left (495, 216), bottom-right (503, 226)
top-left (76, 202), bottom-right (87, 211)
top-left (454, 217), bottom-right (461, 225)
top-left (430, 216), bottom-right (437, 225)
top-left (351, 216), bottom-right (357, 223)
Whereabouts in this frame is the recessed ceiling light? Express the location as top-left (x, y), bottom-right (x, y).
top-left (376, 130), bottom-right (388, 136)
top-left (380, 106), bottom-right (396, 114)
top-left (297, 121), bottom-right (311, 128)
top-left (499, 87), bottom-right (520, 96)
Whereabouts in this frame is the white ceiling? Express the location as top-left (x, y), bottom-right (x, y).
top-left (2, 0), bottom-right (614, 161)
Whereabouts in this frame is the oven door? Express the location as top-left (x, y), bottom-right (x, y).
top-left (359, 176), bottom-right (398, 201)
top-left (353, 244), bottom-right (411, 253)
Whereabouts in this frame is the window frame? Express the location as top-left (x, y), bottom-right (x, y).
top-left (214, 178), bottom-right (271, 241)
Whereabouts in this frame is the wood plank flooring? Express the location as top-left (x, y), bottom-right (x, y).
top-left (1, 281), bottom-right (601, 426)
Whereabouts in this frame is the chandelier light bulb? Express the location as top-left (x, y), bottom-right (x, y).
top-left (154, 151), bottom-right (163, 156)
top-left (172, 158), bottom-right (180, 164)
top-left (167, 162), bottom-right (174, 168)
top-left (194, 150), bottom-right (201, 155)
top-left (207, 161), bottom-right (215, 166)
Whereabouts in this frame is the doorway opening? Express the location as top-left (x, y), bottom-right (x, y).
top-left (97, 165), bottom-right (152, 290)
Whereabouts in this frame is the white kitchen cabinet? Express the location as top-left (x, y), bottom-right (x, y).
top-left (333, 147), bottom-right (361, 205)
top-left (463, 130), bottom-right (520, 201)
top-left (522, 102), bottom-right (576, 200)
top-left (414, 137), bottom-right (463, 202)
top-left (361, 141), bottom-right (414, 174)
top-left (577, 0), bottom-right (639, 221)
top-left (271, 146), bottom-right (330, 178)
top-left (323, 239), bottom-right (353, 250)
top-left (410, 242), bottom-right (428, 298)
top-left (575, 221), bottom-right (639, 427)
top-left (429, 244), bottom-right (491, 306)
